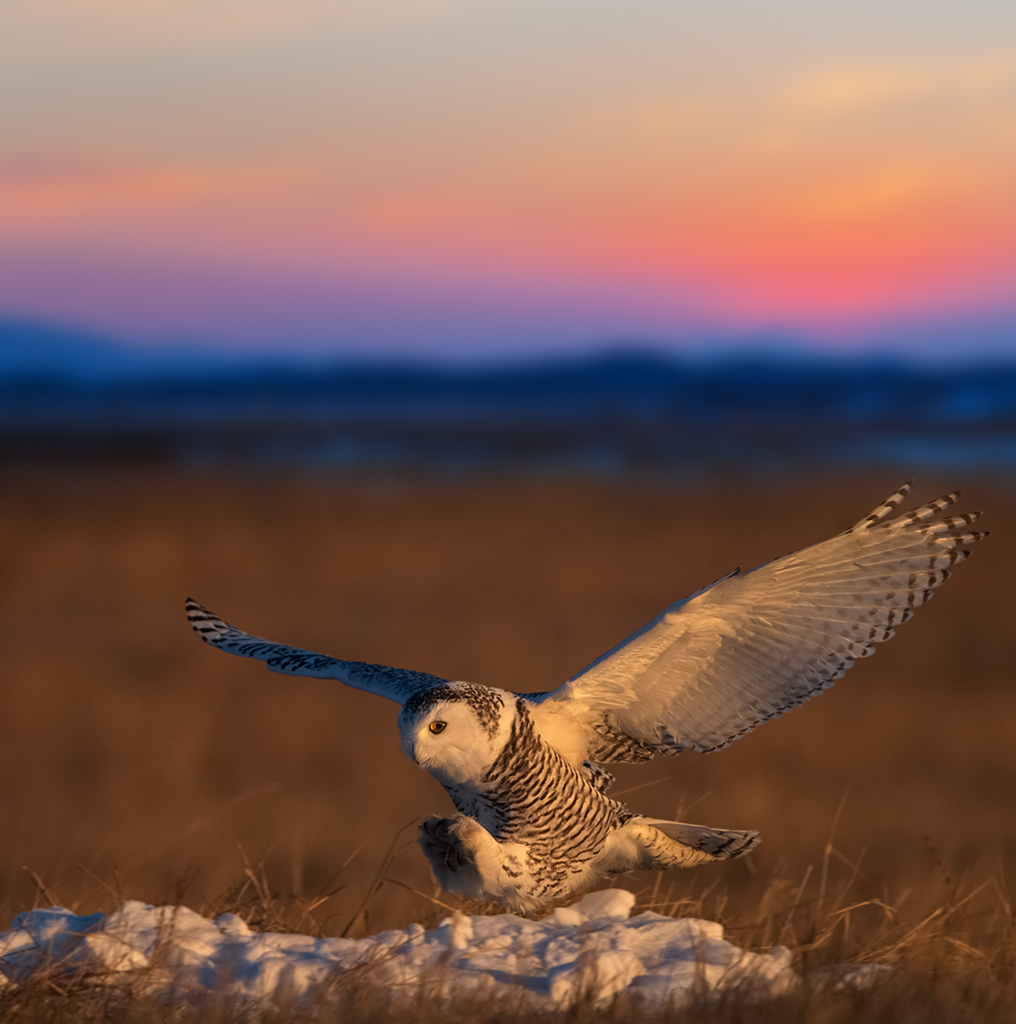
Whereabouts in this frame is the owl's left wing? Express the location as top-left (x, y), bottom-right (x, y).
top-left (186, 599), bottom-right (447, 703)
top-left (532, 484), bottom-right (985, 759)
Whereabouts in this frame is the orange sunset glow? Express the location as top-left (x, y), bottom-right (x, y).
top-left (2, 1), bottom-right (1014, 357)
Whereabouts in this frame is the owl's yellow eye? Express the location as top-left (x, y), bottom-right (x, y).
top-left (429, 720), bottom-right (447, 735)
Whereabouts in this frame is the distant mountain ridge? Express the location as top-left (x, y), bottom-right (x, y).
top-left (0, 318), bottom-right (266, 381)
top-left (2, 317), bottom-right (1015, 476)
top-left (0, 319), bottom-right (133, 378)
top-left (2, 317), bottom-right (1016, 427)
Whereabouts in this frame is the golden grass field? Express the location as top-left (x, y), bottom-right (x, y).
top-left (0, 464), bottom-right (1012, 1020)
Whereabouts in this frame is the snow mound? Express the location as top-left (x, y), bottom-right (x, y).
top-left (0, 890), bottom-right (797, 1010)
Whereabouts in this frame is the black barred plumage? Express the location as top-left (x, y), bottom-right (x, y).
top-left (186, 484), bottom-right (984, 912)
top-left (460, 701), bottom-right (627, 903)
top-left (588, 721), bottom-right (661, 762)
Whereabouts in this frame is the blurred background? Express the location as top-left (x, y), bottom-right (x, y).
top-left (0, 0), bottom-right (1013, 938)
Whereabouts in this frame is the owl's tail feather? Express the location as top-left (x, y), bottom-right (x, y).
top-left (618, 816), bottom-right (760, 870)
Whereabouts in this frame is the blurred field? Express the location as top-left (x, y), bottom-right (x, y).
top-left (0, 465), bottom-right (1012, 953)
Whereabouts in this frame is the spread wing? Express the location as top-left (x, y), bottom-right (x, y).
top-left (185, 599), bottom-right (447, 704)
top-left (534, 483), bottom-right (986, 759)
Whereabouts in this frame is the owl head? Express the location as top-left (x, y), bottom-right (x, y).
top-left (398, 683), bottom-right (515, 786)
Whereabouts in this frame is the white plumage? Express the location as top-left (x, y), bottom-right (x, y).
top-left (186, 482), bottom-right (985, 911)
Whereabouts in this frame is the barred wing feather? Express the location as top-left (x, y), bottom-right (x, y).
top-left (185, 599), bottom-right (447, 703)
top-left (541, 484), bottom-right (986, 757)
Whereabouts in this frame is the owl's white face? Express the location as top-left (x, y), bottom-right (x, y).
top-left (398, 687), bottom-right (514, 787)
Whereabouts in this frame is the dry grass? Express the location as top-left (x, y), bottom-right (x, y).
top-left (0, 866), bottom-right (1013, 1023)
top-left (0, 464), bottom-right (1012, 1019)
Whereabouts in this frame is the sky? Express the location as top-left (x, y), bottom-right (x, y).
top-left (1, 0), bottom-right (1015, 361)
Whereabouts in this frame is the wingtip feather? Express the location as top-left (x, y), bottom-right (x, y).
top-left (185, 597), bottom-right (233, 643)
top-left (849, 481), bottom-right (913, 531)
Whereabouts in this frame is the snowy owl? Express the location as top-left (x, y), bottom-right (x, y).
top-left (186, 482), bottom-right (984, 912)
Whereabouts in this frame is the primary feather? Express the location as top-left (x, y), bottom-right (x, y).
top-left (187, 483), bottom-right (985, 911)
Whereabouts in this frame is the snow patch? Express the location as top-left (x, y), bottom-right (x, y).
top-left (0, 890), bottom-right (798, 1010)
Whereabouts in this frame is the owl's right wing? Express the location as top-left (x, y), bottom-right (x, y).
top-left (186, 599), bottom-right (447, 704)
top-left (532, 484), bottom-right (985, 760)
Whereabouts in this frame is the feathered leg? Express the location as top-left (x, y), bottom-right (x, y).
top-left (418, 815), bottom-right (532, 907)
